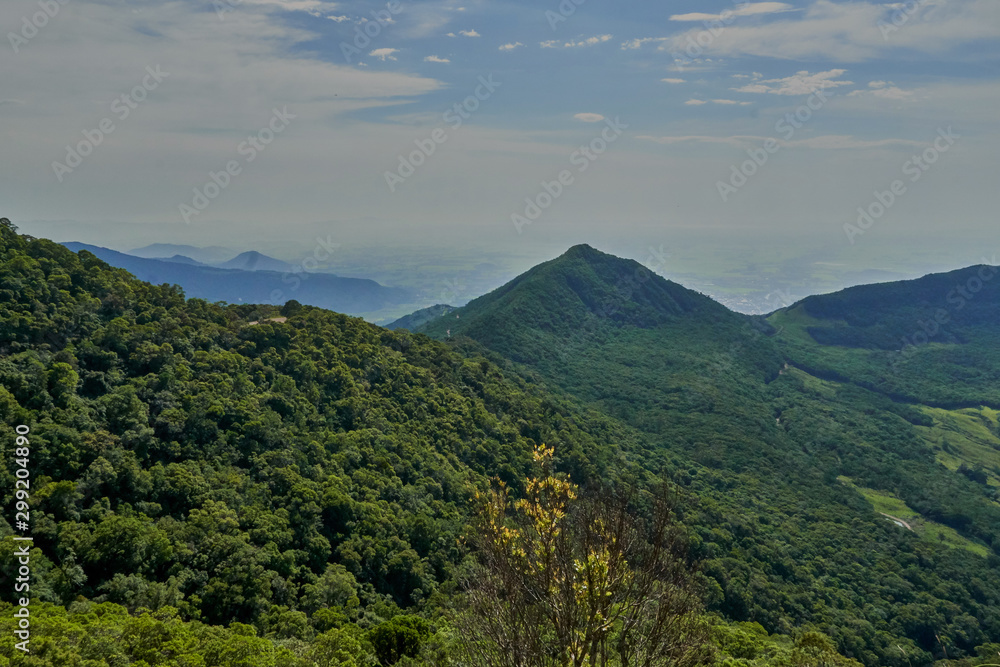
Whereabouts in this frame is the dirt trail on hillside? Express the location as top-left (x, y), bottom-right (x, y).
top-left (879, 512), bottom-right (915, 532)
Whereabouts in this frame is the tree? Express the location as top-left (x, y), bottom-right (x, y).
top-left (458, 444), bottom-right (710, 667)
top-left (281, 299), bottom-right (304, 317)
top-left (368, 615), bottom-right (431, 665)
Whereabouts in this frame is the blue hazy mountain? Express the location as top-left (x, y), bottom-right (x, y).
top-left (217, 250), bottom-right (294, 273)
top-left (129, 243), bottom-right (236, 264)
top-left (161, 254), bottom-right (205, 266)
top-left (63, 242), bottom-right (411, 315)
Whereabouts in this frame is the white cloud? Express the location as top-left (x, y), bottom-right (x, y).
top-left (0, 0), bottom-right (446, 230)
top-left (733, 69), bottom-right (853, 95)
top-left (326, 15), bottom-right (350, 22)
top-left (567, 34), bottom-right (613, 47)
top-left (424, 55), bottom-right (451, 63)
top-left (661, 78), bottom-right (686, 84)
top-left (458, 29), bottom-right (480, 37)
top-left (636, 134), bottom-right (923, 149)
top-left (370, 48), bottom-right (399, 61)
top-left (574, 113), bottom-right (606, 122)
top-left (637, 134), bottom-right (765, 146)
top-left (499, 42), bottom-right (524, 51)
top-left (543, 34), bottom-right (613, 48)
top-left (679, 98), bottom-right (752, 105)
top-left (872, 86), bottom-right (913, 99)
top-left (787, 135), bottom-right (922, 149)
top-left (670, 2), bottom-right (795, 21)
top-left (663, 0), bottom-right (1000, 62)
top-left (848, 81), bottom-right (914, 99)
top-left (240, 0), bottom-right (336, 12)
top-left (621, 37), bottom-right (670, 50)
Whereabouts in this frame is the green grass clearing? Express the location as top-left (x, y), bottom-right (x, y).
top-left (915, 406), bottom-right (1000, 489)
top-left (839, 477), bottom-right (989, 557)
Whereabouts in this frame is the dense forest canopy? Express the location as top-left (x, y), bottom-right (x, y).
top-left (416, 244), bottom-right (1000, 666)
top-left (1, 223), bottom-right (999, 665)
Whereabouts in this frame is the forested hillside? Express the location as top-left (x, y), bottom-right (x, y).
top-left (2, 225), bottom-right (999, 665)
top-left (415, 245), bottom-right (1000, 666)
top-left (769, 265), bottom-right (1000, 407)
top-left (0, 221), bottom-right (858, 666)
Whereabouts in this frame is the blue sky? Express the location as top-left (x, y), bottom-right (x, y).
top-left (2, 0), bottom-right (998, 270)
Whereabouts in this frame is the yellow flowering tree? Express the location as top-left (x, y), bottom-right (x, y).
top-left (460, 444), bottom-right (709, 667)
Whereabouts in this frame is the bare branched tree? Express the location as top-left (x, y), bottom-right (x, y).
top-left (457, 445), bottom-right (710, 667)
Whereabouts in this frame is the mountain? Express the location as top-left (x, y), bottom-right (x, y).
top-left (413, 244), bottom-right (1000, 664)
top-left (129, 242), bottom-right (236, 264)
top-left (769, 264), bottom-right (1000, 407)
top-left (387, 304), bottom-right (455, 331)
top-left (418, 244), bottom-right (783, 430)
top-left (216, 250), bottom-right (294, 273)
top-left (161, 254), bottom-right (204, 266)
top-left (61, 242), bottom-right (412, 316)
top-left (419, 244), bottom-right (754, 365)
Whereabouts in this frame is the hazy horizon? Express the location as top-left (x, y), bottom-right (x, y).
top-left (4, 0), bottom-right (998, 262)
top-left (5, 0), bottom-right (999, 316)
top-left (29, 220), bottom-right (999, 319)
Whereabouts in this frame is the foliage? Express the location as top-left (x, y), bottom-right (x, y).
top-left (416, 244), bottom-right (1000, 665)
top-left (0, 226), bottom-right (649, 663)
top-left (459, 443), bottom-right (709, 667)
top-left (3, 227), bottom-right (999, 665)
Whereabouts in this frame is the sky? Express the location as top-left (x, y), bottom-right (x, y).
top-left (2, 0), bottom-right (999, 292)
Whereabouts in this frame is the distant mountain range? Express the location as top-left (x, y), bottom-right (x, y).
top-left (62, 242), bottom-right (411, 315)
top-left (159, 254), bottom-right (204, 266)
top-left (129, 243), bottom-right (237, 264)
top-left (129, 243), bottom-right (295, 273)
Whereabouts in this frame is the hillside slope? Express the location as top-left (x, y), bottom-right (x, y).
top-left (414, 245), bottom-right (1000, 665)
top-left (4, 223), bottom-right (686, 664)
top-left (769, 264), bottom-right (1000, 407)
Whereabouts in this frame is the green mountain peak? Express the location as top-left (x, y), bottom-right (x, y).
top-left (416, 244), bottom-right (737, 364)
